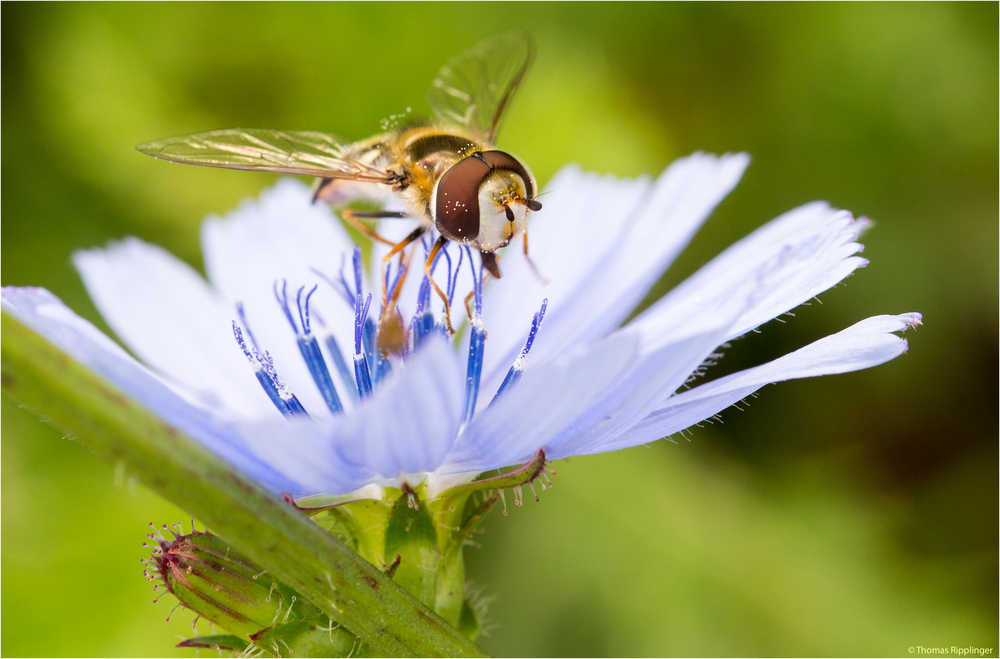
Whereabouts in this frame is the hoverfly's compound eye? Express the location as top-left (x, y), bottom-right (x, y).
top-left (434, 150), bottom-right (538, 243)
top-left (435, 154), bottom-right (492, 241)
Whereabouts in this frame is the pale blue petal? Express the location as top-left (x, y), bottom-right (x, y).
top-left (1, 287), bottom-right (310, 493)
top-left (231, 416), bottom-right (374, 496)
top-left (479, 153), bottom-right (749, 399)
top-left (592, 313), bottom-right (921, 453)
top-left (540, 271), bottom-right (761, 459)
top-left (201, 179), bottom-right (361, 415)
top-left (338, 337), bottom-right (464, 479)
top-left (630, 203), bottom-right (869, 353)
top-left (546, 326), bottom-right (733, 460)
top-left (73, 238), bottom-right (273, 418)
top-left (439, 333), bottom-right (640, 474)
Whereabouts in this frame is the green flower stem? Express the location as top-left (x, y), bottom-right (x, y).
top-left (1, 312), bottom-right (488, 658)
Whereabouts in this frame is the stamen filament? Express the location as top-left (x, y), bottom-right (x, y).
top-left (491, 298), bottom-right (548, 404)
top-left (297, 334), bottom-right (344, 413)
top-left (233, 320), bottom-right (309, 418)
top-left (352, 246), bottom-right (364, 298)
top-left (447, 246), bottom-right (465, 305)
top-left (354, 293), bottom-right (374, 398)
top-left (461, 248), bottom-right (485, 427)
top-left (324, 333), bottom-right (359, 401)
top-left (410, 277), bottom-right (436, 348)
top-left (275, 282), bottom-right (344, 414)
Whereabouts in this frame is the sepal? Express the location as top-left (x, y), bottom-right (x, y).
top-left (176, 634), bottom-right (250, 652)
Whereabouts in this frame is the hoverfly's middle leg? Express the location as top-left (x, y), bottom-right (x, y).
top-left (425, 236), bottom-right (457, 336)
top-left (340, 209), bottom-right (409, 247)
top-left (380, 226), bottom-right (426, 315)
top-left (464, 256), bottom-right (494, 321)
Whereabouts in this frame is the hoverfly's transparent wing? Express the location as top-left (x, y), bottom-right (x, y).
top-left (137, 128), bottom-right (395, 183)
top-left (427, 31), bottom-right (534, 144)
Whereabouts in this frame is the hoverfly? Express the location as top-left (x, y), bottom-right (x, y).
top-left (137, 32), bottom-right (542, 352)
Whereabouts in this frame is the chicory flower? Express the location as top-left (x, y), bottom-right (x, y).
top-left (1, 153), bottom-right (920, 500)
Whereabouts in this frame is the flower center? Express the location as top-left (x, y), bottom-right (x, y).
top-left (230, 240), bottom-right (548, 423)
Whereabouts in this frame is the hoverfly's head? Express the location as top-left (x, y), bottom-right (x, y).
top-left (433, 150), bottom-right (542, 254)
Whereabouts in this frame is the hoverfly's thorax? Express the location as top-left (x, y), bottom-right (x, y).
top-left (402, 128), bottom-right (481, 163)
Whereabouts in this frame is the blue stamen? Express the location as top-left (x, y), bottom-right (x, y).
top-left (491, 299), bottom-right (548, 404)
top-left (232, 320), bottom-right (253, 360)
top-left (307, 305), bottom-right (359, 402)
top-left (324, 333), bottom-right (359, 401)
top-left (447, 246), bottom-right (465, 305)
top-left (257, 349), bottom-right (309, 417)
top-left (236, 303), bottom-right (261, 351)
top-left (352, 246), bottom-right (364, 297)
top-left (300, 285), bottom-right (343, 414)
top-left (462, 248), bottom-right (485, 427)
top-left (362, 317), bottom-right (377, 366)
top-left (283, 394), bottom-right (308, 416)
top-left (360, 315), bottom-right (392, 382)
top-left (354, 293), bottom-right (374, 398)
top-left (442, 245), bottom-right (453, 298)
top-left (410, 276), bottom-right (436, 348)
top-left (340, 245), bottom-right (390, 383)
top-left (274, 280), bottom-right (298, 333)
top-left (297, 333), bottom-right (344, 414)
top-left (276, 280), bottom-right (343, 414)
top-left (233, 320), bottom-right (308, 418)
top-left (411, 240), bottom-right (448, 347)
top-left (335, 256), bottom-right (354, 305)
top-left (387, 258), bottom-right (407, 305)
top-left (383, 260), bottom-right (393, 301)
top-left (296, 284), bottom-right (318, 334)
top-left (309, 255), bottom-right (355, 308)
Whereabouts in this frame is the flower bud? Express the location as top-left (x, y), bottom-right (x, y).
top-left (143, 524), bottom-right (284, 637)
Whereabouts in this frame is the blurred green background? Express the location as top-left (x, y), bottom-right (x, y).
top-left (2, 3), bottom-right (996, 656)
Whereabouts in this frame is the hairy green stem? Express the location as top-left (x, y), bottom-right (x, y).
top-left (1, 312), bottom-right (488, 658)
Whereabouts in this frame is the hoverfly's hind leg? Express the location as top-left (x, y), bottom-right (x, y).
top-left (340, 208), bottom-right (409, 247)
top-left (376, 226), bottom-right (425, 356)
top-left (424, 236), bottom-right (457, 336)
top-left (522, 228), bottom-right (549, 285)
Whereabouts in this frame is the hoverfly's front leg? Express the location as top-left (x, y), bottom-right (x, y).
top-left (339, 209), bottom-right (409, 247)
top-left (424, 236), bottom-right (456, 336)
top-left (522, 227), bottom-right (549, 285)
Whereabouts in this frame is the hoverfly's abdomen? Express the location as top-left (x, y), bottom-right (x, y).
top-left (433, 150), bottom-right (538, 251)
